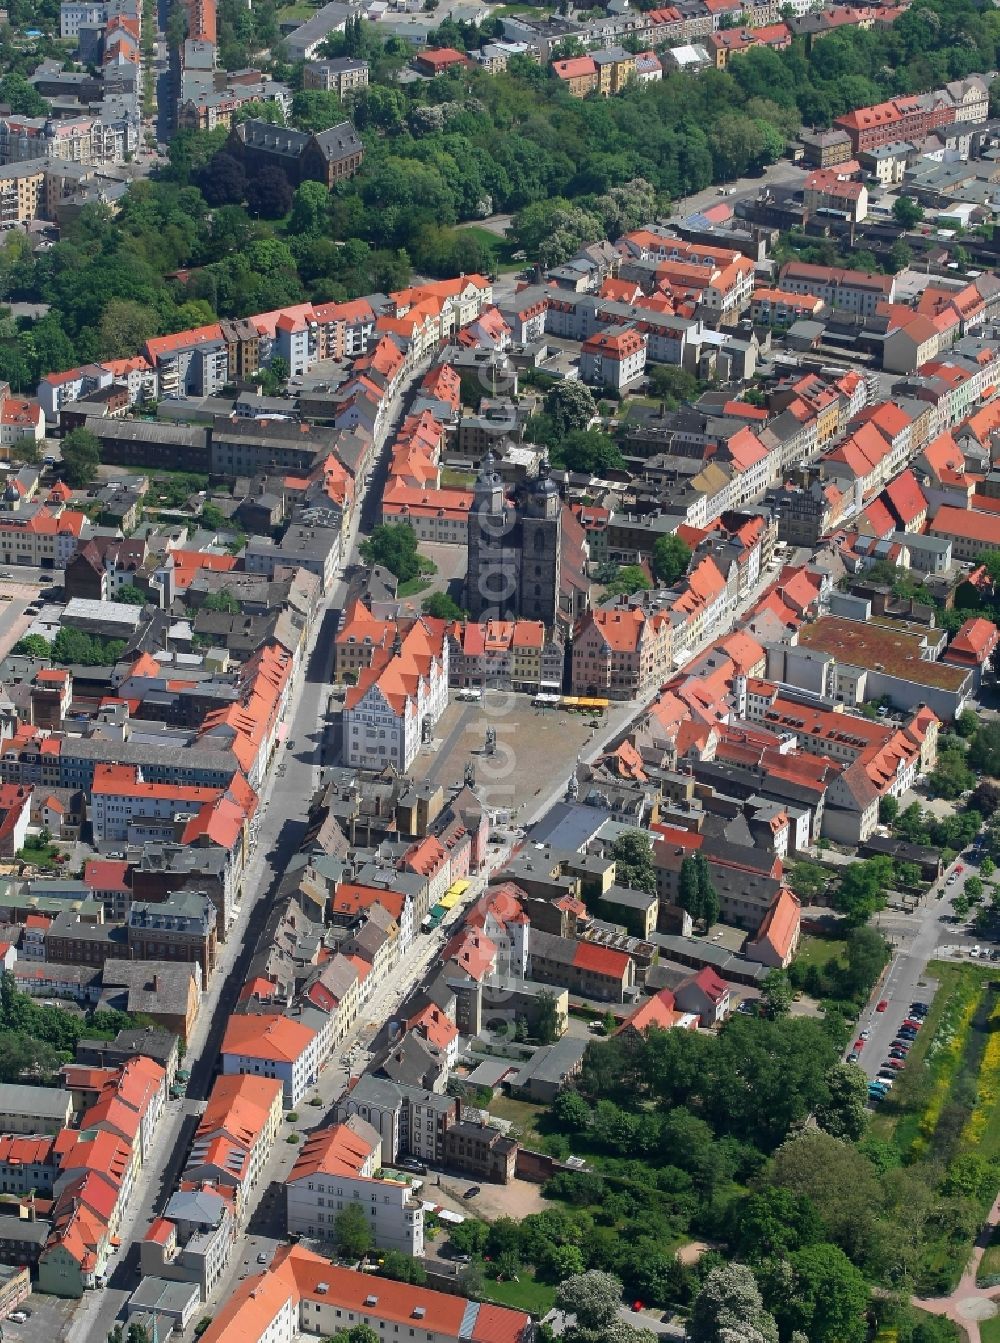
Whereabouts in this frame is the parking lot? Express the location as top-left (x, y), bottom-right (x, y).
top-left (2, 1292), bottom-right (77, 1343)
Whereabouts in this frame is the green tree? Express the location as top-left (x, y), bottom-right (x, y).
top-left (544, 381), bottom-right (597, 438)
top-left (787, 860), bottom-right (828, 901)
top-left (290, 88), bottom-right (346, 133)
top-left (13, 634), bottom-right (51, 658)
top-left (553, 429), bottom-right (624, 475)
top-left (334, 1203), bottom-right (372, 1260)
top-left (448, 1219), bottom-right (489, 1257)
top-left (694, 852), bottom-right (719, 928)
top-left (612, 830), bottom-right (656, 894)
top-left (957, 708), bottom-right (979, 739)
top-left (678, 855), bottom-right (701, 919)
top-left (379, 1250), bottom-right (426, 1283)
top-left (689, 1263), bottom-right (778, 1343)
top-left (116, 585), bottom-right (147, 606)
top-left (929, 748), bottom-right (975, 800)
top-left (815, 1062), bottom-right (869, 1141)
top-left (969, 720), bottom-right (1000, 776)
top-left (202, 589), bottom-right (241, 614)
top-left (422, 591), bottom-right (466, 621)
top-left (555, 1271), bottom-right (625, 1343)
top-left (535, 990), bottom-right (565, 1044)
top-left (835, 856), bottom-right (894, 926)
top-left (648, 364), bottom-right (700, 407)
top-left (651, 534), bottom-right (691, 587)
top-left (728, 1187), bottom-right (822, 1260)
top-left (879, 795), bottom-right (898, 824)
top-left (553, 1089), bottom-right (591, 1132)
top-left (0, 73), bottom-right (49, 117)
top-left (773, 1243), bottom-right (868, 1343)
top-left (769, 1130), bottom-right (882, 1261)
top-left (324, 1327), bottom-right (380, 1343)
top-left (61, 427), bottom-right (101, 487)
top-left (361, 523), bottom-right (421, 583)
top-left (761, 968), bottom-right (794, 1019)
top-left (965, 876), bottom-right (984, 901)
top-left (98, 298), bottom-right (158, 360)
top-left (892, 195), bottom-right (924, 228)
top-left (289, 180), bottom-right (332, 236)
top-left (603, 564), bottom-right (651, 597)
top-left (458, 1258), bottom-right (486, 1300)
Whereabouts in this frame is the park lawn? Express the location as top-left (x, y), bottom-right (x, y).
top-left (795, 934), bottom-right (848, 972)
top-left (484, 1273), bottom-right (557, 1315)
top-left (487, 1095), bottom-right (548, 1147)
top-left (622, 395), bottom-right (663, 416)
top-left (277, 3), bottom-right (314, 18)
top-left (397, 577), bottom-right (430, 598)
top-left (980, 1317), bottom-right (1000, 1343)
top-left (17, 840), bottom-right (62, 870)
top-left (440, 467), bottom-right (475, 488)
top-left (455, 224), bottom-right (521, 273)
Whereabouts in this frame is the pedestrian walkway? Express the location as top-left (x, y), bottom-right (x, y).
top-left (914, 1190), bottom-right (1000, 1342)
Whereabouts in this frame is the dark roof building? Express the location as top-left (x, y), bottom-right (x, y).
top-left (230, 118), bottom-right (364, 189)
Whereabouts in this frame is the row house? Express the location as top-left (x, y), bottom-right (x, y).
top-left (89, 764), bottom-right (225, 845)
top-left (777, 261), bottom-right (894, 318)
top-left (220, 1013), bottom-right (320, 1110)
top-left (342, 616), bottom-right (450, 773)
top-left (197, 1244), bottom-right (531, 1343)
top-left (182, 1073), bottom-right (283, 1223)
top-left (447, 619), bottom-right (564, 693)
top-left (285, 1118), bottom-right (423, 1255)
top-left (572, 604), bottom-right (673, 699)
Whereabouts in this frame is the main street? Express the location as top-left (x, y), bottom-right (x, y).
top-left (68, 361), bottom-right (430, 1343)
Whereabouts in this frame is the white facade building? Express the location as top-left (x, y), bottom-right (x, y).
top-left (285, 1118), bottom-right (424, 1255)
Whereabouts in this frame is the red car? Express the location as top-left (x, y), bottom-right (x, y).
top-left (903, 1018), bottom-right (922, 1030)
top-left (885, 1059), bottom-right (905, 1070)
top-left (854, 1038), bottom-right (865, 1051)
top-left (876, 1000), bottom-right (889, 1012)
top-left (956, 864), bottom-right (964, 875)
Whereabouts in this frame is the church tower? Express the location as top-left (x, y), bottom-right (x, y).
top-left (466, 451), bottom-right (521, 620)
top-left (518, 460), bottom-right (561, 628)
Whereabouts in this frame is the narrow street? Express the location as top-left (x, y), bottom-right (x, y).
top-left (69, 364), bottom-right (429, 1343)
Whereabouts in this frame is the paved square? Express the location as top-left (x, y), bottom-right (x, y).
top-left (410, 692), bottom-right (600, 818)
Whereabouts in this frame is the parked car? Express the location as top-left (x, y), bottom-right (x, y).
top-left (902, 1018), bottom-right (922, 1030)
top-left (854, 1038), bottom-right (865, 1051)
top-left (884, 1059), bottom-right (905, 1070)
top-left (860, 1028), bottom-right (871, 1039)
top-left (464, 1186), bottom-right (481, 1199)
top-left (847, 1051), bottom-right (859, 1063)
top-left (876, 1000), bottom-right (889, 1012)
top-left (397, 1158), bottom-right (428, 1175)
